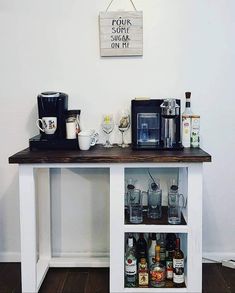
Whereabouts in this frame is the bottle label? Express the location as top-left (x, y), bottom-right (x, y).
top-left (139, 272), bottom-right (149, 286)
top-left (150, 270), bottom-right (165, 283)
top-left (182, 116), bottom-right (191, 147)
top-left (166, 259), bottom-right (173, 279)
top-left (173, 258), bottom-right (184, 283)
top-left (191, 117), bottom-right (200, 147)
top-left (125, 259), bottom-right (137, 275)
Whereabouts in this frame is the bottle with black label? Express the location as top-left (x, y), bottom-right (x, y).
top-left (173, 237), bottom-right (185, 287)
top-left (165, 233), bottom-right (176, 282)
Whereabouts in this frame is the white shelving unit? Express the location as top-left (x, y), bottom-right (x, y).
top-left (110, 163), bottom-right (203, 293)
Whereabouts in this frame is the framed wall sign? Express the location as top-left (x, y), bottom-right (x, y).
top-left (99, 1), bottom-right (143, 57)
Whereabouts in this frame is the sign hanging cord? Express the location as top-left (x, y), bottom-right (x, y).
top-left (105, 0), bottom-right (137, 12)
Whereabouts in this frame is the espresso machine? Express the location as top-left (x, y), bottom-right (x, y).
top-left (160, 99), bottom-right (181, 149)
top-left (131, 98), bottom-right (182, 150)
top-left (29, 91), bottom-right (79, 150)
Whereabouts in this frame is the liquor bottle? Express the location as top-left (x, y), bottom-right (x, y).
top-left (138, 258), bottom-right (149, 287)
top-left (165, 233), bottom-right (176, 281)
top-left (125, 234), bottom-right (137, 287)
top-left (182, 92), bottom-right (193, 148)
top-left (136, 233), bottom-right (148, 263)
top-left (148, 233), bottom-right (157, 267)
top-left (159, 233), bottom-right (166, 264)
top-left (173, 237), bottom-right (185, 287)
top-left (150, 245), bottom-right (166, 288)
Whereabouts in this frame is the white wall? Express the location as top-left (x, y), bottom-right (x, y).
top-left (0, 0), bottom-right (235, 262)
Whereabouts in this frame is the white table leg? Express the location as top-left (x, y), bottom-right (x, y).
top-left (110, 165), bottom-right (125, 293)
top-left (187, 164), bottom-right (203, 293)
top-left (19, 165), bottom-right (37, 293)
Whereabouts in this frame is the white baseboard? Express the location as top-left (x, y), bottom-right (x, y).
top-left (1, 251), bottom-right (234, 265)
top-left (0, 252), bottom-right (21, 262)
top-left (0, 251), bottom-right (109, 263)
top-left (203, 252), bottom-right (235, 263)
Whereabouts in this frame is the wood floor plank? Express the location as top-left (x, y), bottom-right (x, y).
top-left (219, 264), bottom-right (235, 293)
top-left (0, 263), bottom-right (234, 293)
top-left (202, 263), bottom-right (230, 293)
top-left (0, 263), bottom-right (21, 293)
top-left (39, 268), bottom-right (69, 293)
top-left (85, 268), bottom-right (109, 293)
top-left (62, 269), bottom-right (89, 293)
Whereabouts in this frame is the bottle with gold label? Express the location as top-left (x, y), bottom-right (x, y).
top-left (138, 258), bottom-right (149, 287)
top-left (150, 245), bottom-right (166, 288)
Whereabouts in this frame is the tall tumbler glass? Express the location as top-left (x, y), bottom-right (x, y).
top-left (127, 189), bottom-right (143, 224)
top-left (168, 185), bottom-right (185, 224)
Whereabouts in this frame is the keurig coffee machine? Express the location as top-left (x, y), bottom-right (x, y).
top-left (37, 91), bottom-right (68, 139)
top-left (131, 98), bottom-right (182, 150)
top-left (29, 91), bottom-right (79, 150)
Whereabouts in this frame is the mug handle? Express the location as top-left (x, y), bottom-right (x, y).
top-left (36, 119), bottom-right (45, 132)
top-left (141, 191), bottom-right (148, 212)
top-left (90, 132), bottom-right (99, 146)
top-left (179, 193), bottom-right (186, 208)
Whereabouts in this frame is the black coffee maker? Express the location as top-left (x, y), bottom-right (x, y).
top-left (131, 98), bottom-right (182, 150)
top-left (29, 91), bottom-right (79, 150)
top-left (37, 91), bottom-right (68, 139)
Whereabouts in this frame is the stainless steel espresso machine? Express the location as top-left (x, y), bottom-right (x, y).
top-left (131, 98), bottom-right (182, 150)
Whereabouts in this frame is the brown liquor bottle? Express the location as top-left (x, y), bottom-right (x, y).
top-left (173, 238), bottom-right (185, 287)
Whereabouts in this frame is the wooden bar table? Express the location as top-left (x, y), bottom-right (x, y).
top-left (9, 145), bottom-right (211, 293)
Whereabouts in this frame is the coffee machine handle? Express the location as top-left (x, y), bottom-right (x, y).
top-left (36, 119), bottom-right (45, 132)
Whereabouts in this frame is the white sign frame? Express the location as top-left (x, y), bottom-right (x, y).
top-left (99, 11), bottom-right (143, 57)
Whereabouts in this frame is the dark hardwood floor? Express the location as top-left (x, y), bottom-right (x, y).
top-left (0, 263), bottom-right (234, 293)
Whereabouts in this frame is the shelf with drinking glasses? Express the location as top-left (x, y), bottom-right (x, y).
top-left (124, 167), bottom-right (188, 231)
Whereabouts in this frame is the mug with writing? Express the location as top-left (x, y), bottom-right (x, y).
top-left (78, 130), bottom-right (99, 150)
top-left (36, 117), bottom-right (57, 135)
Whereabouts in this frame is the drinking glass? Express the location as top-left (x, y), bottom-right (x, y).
top-left (101, 114), bottom-right (114, 148)
top-left (117, 110), bottom-right (130, 148)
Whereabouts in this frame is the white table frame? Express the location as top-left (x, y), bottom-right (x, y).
top-left (18, 162), bottom-right (203, 293)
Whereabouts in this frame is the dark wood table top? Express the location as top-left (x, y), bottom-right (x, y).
top-left (9, 144), bottom-right (211, 164)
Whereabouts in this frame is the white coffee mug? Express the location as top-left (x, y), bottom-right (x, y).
top-left (36, 117), bottom-right (57, 135)
top-left (78, 130), bottom-right (99, 150)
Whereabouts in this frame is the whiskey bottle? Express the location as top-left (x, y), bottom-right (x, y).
top-left (138, 258), bottom-right (149, 288)
top-left (182, 92), bottom-right (193, 148)
top-left (150, 245), bottom-right (166, 288)
top-left (159, 233), bottom-right (166, 264)
top-left (125, 235), bottom-right (137, 287)
top-left (173, 237), bottom-right (185, 287)
top-left (148, 233), bottom-right (157, 267)
top-left (165, 233), bottom-right (176, 281)
top-left (136, 233), bottom-right (148, 263)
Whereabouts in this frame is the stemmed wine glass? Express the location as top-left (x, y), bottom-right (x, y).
top-left (101, 114), bottom-right (114, 148)
top-left (117, 110), bottom-right (130, 148)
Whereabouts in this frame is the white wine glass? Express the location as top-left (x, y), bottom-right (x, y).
top-left (117, 110), bottom-right (130, 148)
top-left (101, 114), bottom-right (114, 148)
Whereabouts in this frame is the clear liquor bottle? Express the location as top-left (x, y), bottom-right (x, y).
top-left (173, 237), bottom-right (185, 287)
top-left (125, 235), bottom-right (137, 287)
top-left (182, 92), bottom-right (193, 148)
top-left (150, 245), bottom-right (166, 288)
